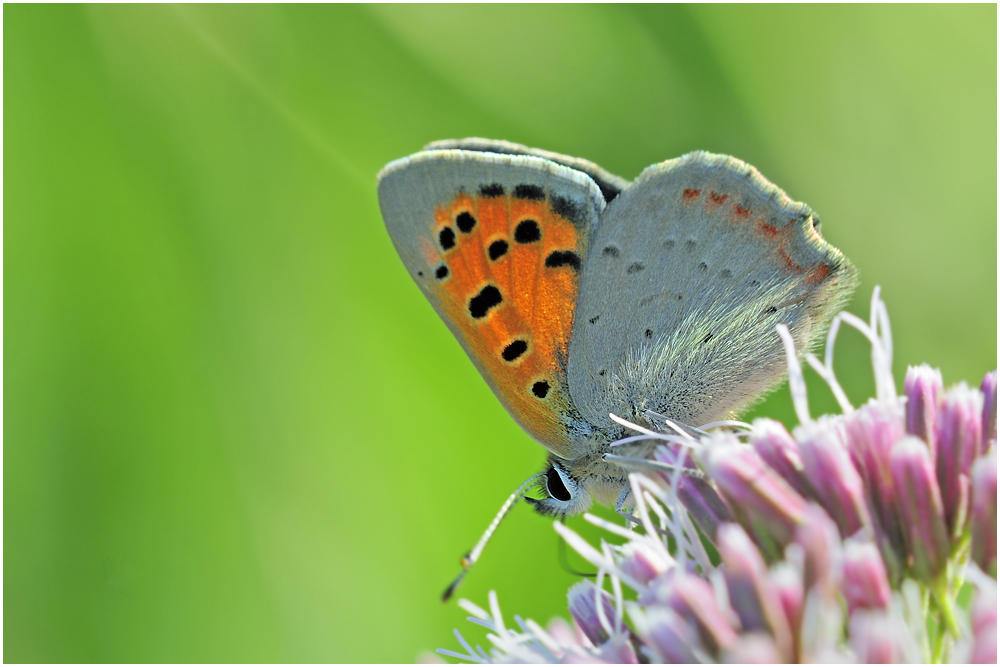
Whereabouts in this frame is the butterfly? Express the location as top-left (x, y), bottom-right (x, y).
top-left (378, 138), bottom-right (857, 592)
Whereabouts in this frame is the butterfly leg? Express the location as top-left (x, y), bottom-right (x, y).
top-left (614, 485), bottom-right (639, 528)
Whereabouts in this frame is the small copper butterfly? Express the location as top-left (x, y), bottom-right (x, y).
top-left (378, 139), bottom-right (857, 596)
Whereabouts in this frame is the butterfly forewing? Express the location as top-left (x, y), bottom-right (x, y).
top-left (378, 150), bottom-right (607, 455)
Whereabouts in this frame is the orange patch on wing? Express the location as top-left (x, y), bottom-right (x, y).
top-left (682, 188), bottom-right (701, 203)
top-left (425, 190), bottom-right (583, 448)
top-left (778, 248), bottom-right (803, 272)
top-left (709, 191), bottom-right (728, 204)
top-left (806, 264), bottom-right (831, 284)
top-left (733, 204), bottom-right (751, 219)
top-left (757, 220), bottom-right (780, 237)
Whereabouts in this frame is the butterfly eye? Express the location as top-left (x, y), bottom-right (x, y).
top-left (545, 465), bottom-right (574, 502)
top-left (527, 462), bottom-right (591, 517)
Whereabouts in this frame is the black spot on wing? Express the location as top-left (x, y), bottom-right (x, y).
top-left (532, 381), bottom-right (550, 398)
top-left (456, 212), bottom-right (476, 233)
top-left (501, 340), bottom-right (528, 362)
top-left (514, 184), bottom-right (545, 200)
top-left (545, 251), bottom-right (581, 271)
top-left (480, 183), bottom-right (505, 197)
top-left (550, 194), bottom-right (584, 226)
top-left (439, 227), bottom-right (456, 250)
top-left (435, 264), bottom-right (449, 280)
top-left (488, 239), bottom-right (509, 261)
top-left (627, 262), bottom-right (644, 274)
top-left (645, 329), bottom-right (653, 338)
top-left (469, 285), bottom-right (503, 319)
top-left (515, 220), bottom-right (541, 244)
top-left (602, 245), bottom-right (620, 258)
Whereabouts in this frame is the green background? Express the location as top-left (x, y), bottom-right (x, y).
top-left (5, 4), bottom-right (996, 662)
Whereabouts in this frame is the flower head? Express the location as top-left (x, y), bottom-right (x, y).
top-left (438, 289), bottom-right (996, 664)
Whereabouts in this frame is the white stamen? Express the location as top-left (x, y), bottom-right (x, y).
top-left (458, 598), bottom-right (490, 621)
top-left (608, 433), bottom-right (694, 448)
top-left (465, 617), bottom-right (494, 631)
top-left (593, 568), bottom-right (614, 641)
top-left (806, 351), bottom-right (854, 413)
top-left (824, 312), bottom-right (842, 370)
top-left (583, 512), bottom-right (644, 541)
top-left (838, 310), bottom-right (895, 403)
top-left (609, 412), bottom-right (660, 436)
top-left (605, 548), bottom-right (625, 633)
top-left (603, 453), bottom-right (707, 479)
top-left (628, 474), bottom-right (664, 552)
top-left (553, 522), bottom-right (643, 591)
top-left (519, 617), bottom-right (560, 660)
top-left (709, 569), bottom-right (731, 615)
top-left (488, 590), bottom-right (507, 637)
top-left (777, 323), bottom-right (811, 424)
top-left (660, 417), bottom-right (698, 440)
top-left (437, 629), bottom-right (485, 663)
top-left (677, 500), bottom-right (714, 572)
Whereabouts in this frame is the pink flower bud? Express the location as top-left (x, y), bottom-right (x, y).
top-left (982, 370), bottom-right (997, 444)
top-left (637, 607), bottom-right (702, 663)
top-left (843, 400), bottom-right (907, 583)
top-left (750, 419), bottom-right (814, 499)
top-left (567, 580), bottom-right (618, 646)
top-left (891, 437), bottom-right (950, 582)
top-left (905, 364), bottom-right (943, 454)
top-left (653, 446), bottom-right (733, 543)
top-left (970, 448), bottom-right (997, 577)
top-left (792, 504), bottom-right (842, 599)
top-left (767, 562), bottom-right (804, 656)
top-left (703, 436), bottom-right (807, 548)
top-left (661, 572), bottom-right (739, 655)
top-left (618, 542), bottom-right (670, 588)
top-left (795, 417), bottom-right (871, 538)
top-left (842, 538), bottom-right (891, 613)
top-left (718, 524), bottom-right (793, 660)
top-left (593, 636), bottom-right (638, 664)
top-left (935, 383), bottom-right (984, 537)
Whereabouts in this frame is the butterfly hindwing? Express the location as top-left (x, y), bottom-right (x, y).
top-left (567, 151), bottom-right (859, 430)
top-left (378, 149), bottom-right (608, 456)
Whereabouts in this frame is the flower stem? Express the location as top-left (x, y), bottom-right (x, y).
top-left (930, 574), bottom-right (960, 663)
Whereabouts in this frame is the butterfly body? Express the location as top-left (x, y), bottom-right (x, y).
top-left (378, 139), bottom-right (857, 517)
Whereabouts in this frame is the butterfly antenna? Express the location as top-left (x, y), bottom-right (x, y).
top-left (441, 472), bottom-right (546, 602)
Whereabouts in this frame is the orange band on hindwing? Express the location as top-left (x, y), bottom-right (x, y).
top-left (426, 184), bottom-right (584, 448)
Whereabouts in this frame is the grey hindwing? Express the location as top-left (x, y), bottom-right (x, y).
top-left (568, 152), bottom-right (858, 433)
top-left (377, 149), bottom-right (608, 439)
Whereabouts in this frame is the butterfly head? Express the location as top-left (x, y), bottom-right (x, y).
top-left (526, 452), bottom-right (632, 518)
